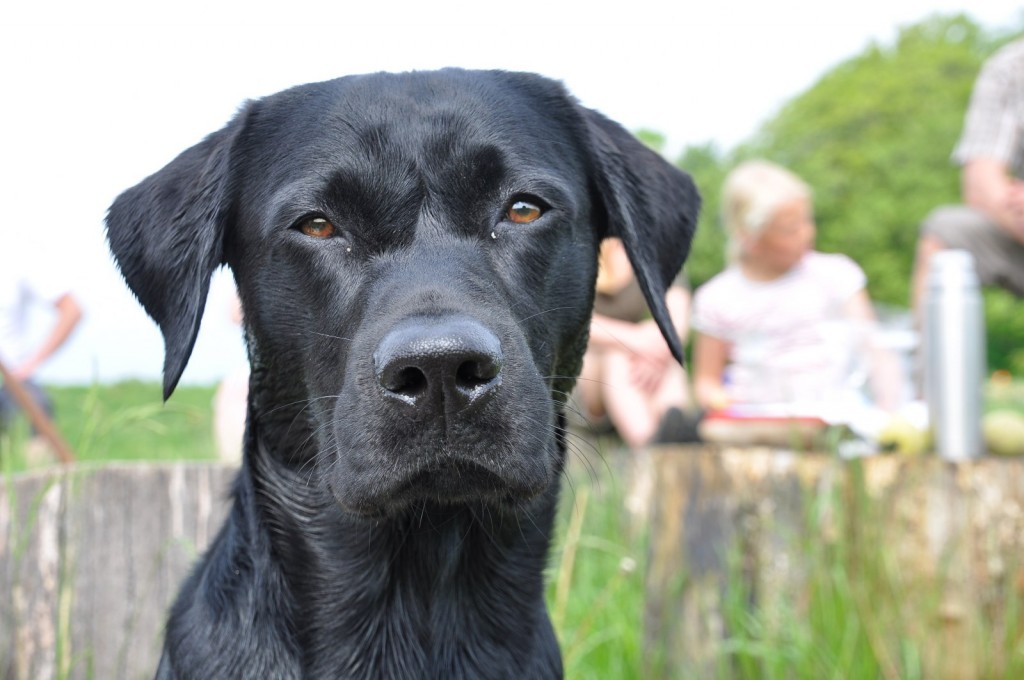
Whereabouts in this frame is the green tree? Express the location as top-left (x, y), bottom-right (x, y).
top-left (677, 142), bottom-right (728, 286)
top-left (676, 14), bottom-right (1024, 371)
top-left (744, 14), bottom-right (992, 304)
top-left (635, 128), bottom-right (668, 155)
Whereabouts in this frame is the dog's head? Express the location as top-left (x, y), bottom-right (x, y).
top-left (107, 70), bottom-right (698, 517)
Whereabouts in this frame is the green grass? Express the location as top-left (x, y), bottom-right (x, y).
top-left (548, 452), bottom-right (647, 679)
top-left (2, 380), bottom-right (217, 471)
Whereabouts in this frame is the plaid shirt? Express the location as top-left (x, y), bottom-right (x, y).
top-left (952, 39), bottom-right (1024, 177)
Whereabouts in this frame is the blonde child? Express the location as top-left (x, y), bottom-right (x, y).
top-left (691, 160), bottom-right (898, 420)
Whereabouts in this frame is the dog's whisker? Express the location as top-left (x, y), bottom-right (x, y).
top-left (513, 306), bottom-right (579, 324)
top-left (514, 408), bottom-right (608, 487)
top-left (258, 395), bottom-right (335, 419)
top-left (544, 374), bottom-right (618, 387)
top-left (293, 416), bottom-right (339, 467)
top-left (310, 331), bottom-right (355, 343)
top-left (253, 395), bottom-right (344, 455)
top-left (514, 405), bottom-right (605, 464)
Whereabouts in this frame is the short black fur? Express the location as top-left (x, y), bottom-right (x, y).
top-left (106, 69), bottom-right (699, 679)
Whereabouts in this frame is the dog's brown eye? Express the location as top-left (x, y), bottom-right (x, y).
top-left (299, 217), bottom-right (335, 238)
top-left (506, 200), bottom-right (543, 224)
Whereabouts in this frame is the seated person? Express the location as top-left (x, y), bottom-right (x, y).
top-left (575, 237), bottom-right (692, 449)
top-left (691, 160), bottom-right (899, 447)
top-left (913, 38), bottom-right (1024, 309)
top-left (1, 257), bottom-right (82, 463)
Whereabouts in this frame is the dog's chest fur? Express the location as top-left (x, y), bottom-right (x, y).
top-left (163, 443), bottom-right (562, 679)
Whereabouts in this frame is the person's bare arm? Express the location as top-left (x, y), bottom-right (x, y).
top-left (843, 290), bottom-right (900, 412)
top-left (664, 286), bottom-right (691, 341)
top-left (962, 158), bottom-right (1024, 243)
top-left (587, 312), bottom-right (643, 353)
top-left (693, 332), bottom-right (730, 410)
top-left (12, 293), bottom-right (82, 381)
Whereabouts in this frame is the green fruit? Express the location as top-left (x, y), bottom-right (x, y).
top-left (877, 416), bottom-right (930, 456)
top-left (983, 410), bottom-right (1024, 456)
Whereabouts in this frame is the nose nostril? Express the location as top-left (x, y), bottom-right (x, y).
top-left (456, 359), bottom-right (500, 390)
top-left (386, 366), bottom-right (428, 398)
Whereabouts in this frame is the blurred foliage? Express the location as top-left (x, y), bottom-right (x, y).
top-left (635, 128), bottom-right (668, 155)
top-left (674, 14), bottom-right (1024, 373)
top-left (678, 142), bottom-right (730, 287)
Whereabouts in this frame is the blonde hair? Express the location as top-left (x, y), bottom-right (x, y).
top-left (720, 160), bottom-right (811, 261)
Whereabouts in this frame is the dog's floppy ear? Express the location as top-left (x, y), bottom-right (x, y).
top-left (580, 108), bottom-right (700, 364)
top-left (106, 105), bottom-right (251, 400)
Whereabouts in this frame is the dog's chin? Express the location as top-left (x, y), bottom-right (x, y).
top-left (327, 450), bottom-right (558, 520)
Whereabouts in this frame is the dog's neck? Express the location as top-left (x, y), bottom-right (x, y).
top-left (232, 421), bottom-right (563, 678)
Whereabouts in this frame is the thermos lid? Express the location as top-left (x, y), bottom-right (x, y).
top-left (928, 249), bottom-right (979, 289)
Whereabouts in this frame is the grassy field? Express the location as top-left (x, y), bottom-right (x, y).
top-left (4, 381), bottom-right (1024, 678)
top-left (3, 380), bottom-right (218, 469)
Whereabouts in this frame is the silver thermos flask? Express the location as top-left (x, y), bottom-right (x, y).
top-left (925, 249), bottom-right (985, 460)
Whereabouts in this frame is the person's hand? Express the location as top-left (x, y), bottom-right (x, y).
top-left (1006, 181), bottom-right (1024, 243)
top-left (10, 362), bottom-right (37, 384)
top-left (629, 355), bottom-right (665, 394)
top-left (626, 322), bottom-right (675, 394)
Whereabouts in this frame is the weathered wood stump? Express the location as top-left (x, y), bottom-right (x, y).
top-left (645, 446), bottom-right (1024, 680)
top-left (6, 454), bottom-right (1023, 679)
top-left (0, 463), bottom-right (236, 680)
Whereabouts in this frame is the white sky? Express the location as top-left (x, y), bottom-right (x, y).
top-left (1, 0), bottom-right (1021, 386)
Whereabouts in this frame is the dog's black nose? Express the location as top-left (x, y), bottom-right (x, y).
top-left (374, 316), bottom-right (503, 414)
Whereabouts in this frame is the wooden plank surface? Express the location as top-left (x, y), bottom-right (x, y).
top-left (0, 463), bottom-right (236, 680)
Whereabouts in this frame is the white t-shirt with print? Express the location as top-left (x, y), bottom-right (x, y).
top-left (692, 251), bottom-right (868, 407)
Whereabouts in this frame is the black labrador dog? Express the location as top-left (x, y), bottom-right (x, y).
top-left (107, 69), bottom-right (697, 679)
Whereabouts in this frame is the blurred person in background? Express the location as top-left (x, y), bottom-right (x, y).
top-left (574, 237), bottom-right (694, 524)
top-left (213, 290), bottom-right (247, 463)
top-left (1, 252), bottom-right (82, 458)
top-left (913, 38), bottom-right (1024, 308)
top-left (574, 237), bottom-right (694, 450)
top-left (691, 160), bottom-right (899, 445)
